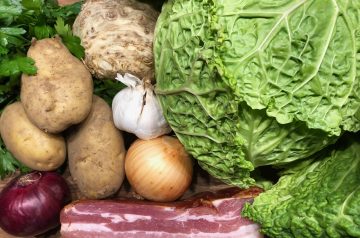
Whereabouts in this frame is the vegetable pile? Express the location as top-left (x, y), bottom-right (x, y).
top-left (0, 0), bottom-right (359, 237)
top-left (0, 0), bottom-right (189, 236)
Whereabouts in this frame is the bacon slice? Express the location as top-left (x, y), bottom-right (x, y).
top-left (60, 187), bottom-right (263, 238)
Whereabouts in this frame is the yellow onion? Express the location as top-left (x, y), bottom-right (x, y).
top-left (125, 136), bottom-right (193, 202)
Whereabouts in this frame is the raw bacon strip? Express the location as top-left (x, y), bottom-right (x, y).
top-left (60, 187), bottom-right (263, 238)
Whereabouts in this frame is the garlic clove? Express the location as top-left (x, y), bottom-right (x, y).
top-left (135, 90), bottom-right (172, 139)
top-left (112, 87), bottom-right (145, 132)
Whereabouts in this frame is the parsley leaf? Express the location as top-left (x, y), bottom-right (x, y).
top-left (94, 79), bottom-right (126, 105)
top-left (21, 0), bottom-right (44, 11)
top-left (43, 0), bottom-right (82, 23)
top-left (0, 137), bottom-right (31, 179)
top-left (0, 56), bottom-right (36, 77)
top-left (0, 27), bottom-right (26, 36)
top-left (55, 17), bottom-right (84, 58)
top-left (34, 24), bottom-right (55, 39)
top-left (0, 0), bottom-right (22, 25)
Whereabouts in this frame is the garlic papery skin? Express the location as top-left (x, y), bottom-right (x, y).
top-left (112, 73), bottom-right (172, 140)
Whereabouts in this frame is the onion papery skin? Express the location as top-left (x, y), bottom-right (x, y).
top-left (0, 171), bottom-right (70, 237)
top-left (125, 136), bottom-right (193, 202)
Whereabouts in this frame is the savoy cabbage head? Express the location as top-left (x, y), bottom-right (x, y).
top-left (154, 0), bottom-right (360, 187)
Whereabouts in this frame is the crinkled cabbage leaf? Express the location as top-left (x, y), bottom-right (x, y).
top-left (242, 136), bottom-right (360, 237)
top-left (154, 0), bottom-right (360, 186)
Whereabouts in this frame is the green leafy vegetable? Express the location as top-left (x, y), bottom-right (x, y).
top-left (55, 17), bottom-right (84, 58)
top-left (154, 0), bottom-right (359, 186)
top-left (0, 0), bottom-right (83, 178)
top-left (243, 135), bottom-right (360, 238)
top-left (0, 56), bottom-right (36, 76)
top-left (0, 1), bottom-right (22, 25)
top-left (0, 138), bottom-right (18, 178)
top-left (94, 78), bottom-right (126, 106)
top-left (0, 138), bottom-right (31, 179)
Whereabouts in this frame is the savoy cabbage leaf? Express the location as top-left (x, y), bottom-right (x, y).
top-left (242, 135), bottom-right (360, 238)
top-left (217, 0), bottom-right (360, 136)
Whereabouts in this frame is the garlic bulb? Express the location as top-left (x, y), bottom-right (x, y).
top-left (112, 73), bottom-right (172, 140)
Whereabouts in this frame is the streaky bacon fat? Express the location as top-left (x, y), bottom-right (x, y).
top-left (60, 187), bottom-right (264, 238)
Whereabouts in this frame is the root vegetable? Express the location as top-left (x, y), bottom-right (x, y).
top-left (67, 95), bottom-right (126, 199)
top-left (57, 0), bottom-right (81, 6)
top-left (20, 37), bottom-right (93, 134)
top-left (0, 102), bottom-right (66, 171)
top-left (0, 171), bottom-right (70, 237)
top-left (125, 136), bottom-right (193, 202)
top-left (72, 0), bottom-right (159, 80)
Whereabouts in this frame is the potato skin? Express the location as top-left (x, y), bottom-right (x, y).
top-left (0, 102), bottom-right (66, 171)
top-left (21, 37), bottom-right (93, 133)
top-left (57, 0), bottom-right (81, 6)
top-left (67, 95), bottom-right (126, 199)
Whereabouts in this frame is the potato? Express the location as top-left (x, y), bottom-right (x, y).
top-left (0, 102), bottom-right (66, 171)
top-left (57, 0), bottom-right (81, 6)
top-left (67, 95), bottom-right (126, 199)
top-left (21, 37), bottom-right (93, 134)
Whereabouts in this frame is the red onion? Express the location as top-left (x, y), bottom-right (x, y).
top-left (0, 171), bottom-right (70, 236)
